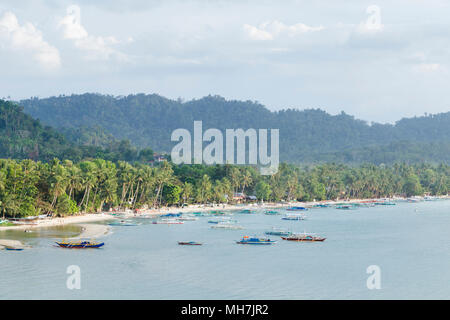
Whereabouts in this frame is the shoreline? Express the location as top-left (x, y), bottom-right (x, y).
top-left (0, 213), bottom-right (114, 233)
top-left (1, 195), bottom-right (448, 233)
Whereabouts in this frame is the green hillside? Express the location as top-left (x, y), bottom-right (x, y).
top-left (20, 93), bottom-right (450, 164)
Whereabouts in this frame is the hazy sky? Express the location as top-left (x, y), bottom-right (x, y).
top-left (0, 0), bottom-right (449, 123)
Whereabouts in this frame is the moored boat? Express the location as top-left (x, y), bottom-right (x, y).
top-left (211, 223), bottom-right (243, 230)
top-left (4, 246), bottom-right (24, 251)
top-left (178, 241), bottom-right (203, 246)
top-left (264, 210), bottom-right (279, 215)
top-left (286, 206), bottom-right (308, 211)
top-left (312, 204), bottom-right (330, 208)
top-left (239, 209), bottom-right (255, 214)
top-left (281, 233), bottom-right (326, 242)
top-left (108, 220), bottom-right (140, 226)
top-left (336, 204), bottom-right (357, 210)
top-left (56, 240), bottom-right (105, 248)
top-left (152, 218), bottom-right (184, 224)
top-left (282, 214), bottom-right (305, 220)
top-left (161, 213), bottom-right (182, 218)
top-left (177, 214), bottom-right (199, 221)
top-left (236, 236), bottom-right (276, 245)
top-left (264, 227), bottom-right (292, 236)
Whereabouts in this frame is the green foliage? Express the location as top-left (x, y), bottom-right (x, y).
top-left (0, 159), bottom-right (448, 219)
top-left (20, 93), bottom-right (450, 164)
top-left (162, 184), bottom-right (182, 205)
top-left (55, 194), bottom-right (78, 216)
top-left (255, 181), bottom-right (272, 201)
top-left (0, 99), bottom-right (164, 164)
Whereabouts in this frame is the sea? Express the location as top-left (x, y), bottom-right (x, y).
top-left (1, 200), bottom-right (449, 299)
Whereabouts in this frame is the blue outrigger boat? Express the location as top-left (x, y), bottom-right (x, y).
top-left (4, 246), bottom-right (24, 251)
top-left (236, 236), bottom-right (276, 245)
top-left (56, 240), bottom-right (104, 249)
top-left (161, 213), bottom-right (182, 218)
top-left (286, 206), bottom-right (308, 211)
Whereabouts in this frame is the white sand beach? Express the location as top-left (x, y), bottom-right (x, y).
top-left (0, 213), bottom-right (114, 232)
top-left (71, 223), bottom-right (111, 239)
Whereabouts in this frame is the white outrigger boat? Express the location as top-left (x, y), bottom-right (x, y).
top-left (152, 218), bottom-right (184, 225)
top-left (211, 222), bottom-right (244, 230)
top-left (177, 214), bottom-right (199, 221)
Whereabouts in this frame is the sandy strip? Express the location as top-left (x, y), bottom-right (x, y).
top-left (0, 239), bottom-right (29, 250)
top-left (71, 224), bottom-right (111, 239)
top-left (0, 213), bottom-right (114, 232)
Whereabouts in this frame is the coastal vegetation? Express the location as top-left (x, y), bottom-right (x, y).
top-left (0, 158), bottom-right (448, 218)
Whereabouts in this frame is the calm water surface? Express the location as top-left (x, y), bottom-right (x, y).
top-left (1, 201), bottom-right (449, 299)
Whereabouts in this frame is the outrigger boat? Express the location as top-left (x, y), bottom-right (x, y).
top-left (312, 204), bottom-right (330, 208)
top-left (239, 209), bottom-right (255, 214)
top-left (161, 213), bottom-right (182, 218)
top-left (264, 210), bottom-right (279, 215)
top-left (152, 218), bottom-right (184, 224)
top-left (236, 236), bottom-right (276, 245)
top-left (56, 240), bottom-right (105, 248)
top-left (4, 246), bottom-right (24, 251)
top-left (208, 217), bottom-right (236, 224)
top-left (178, 241), bottom-right (203, 246)
top-left (264, 227), bottom-right (292, 236)
top-left (336, 204), bottom-right (357, 210)
top-left (282, 214), bottom-right (305, 221)
top-left (286, 206), bottom-right (308, 211)
top-left (281, 233), bottom-right (326, 242)
top-left (108, 220), bottom-right (141, 226)
top-left (177, 214), bottom-right (199, 221)
top-left (211, 223), bottom-right (244, 230)
top-left (191, 212), bottom-right (207, 216)
top-left (374, 201), bottom-right (396, 206)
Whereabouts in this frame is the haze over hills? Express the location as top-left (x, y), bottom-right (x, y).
top-left (15, 93), bottom-right (450, 164)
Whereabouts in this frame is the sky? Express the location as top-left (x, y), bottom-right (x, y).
top-left (0, 0), bottom-right (449, 123)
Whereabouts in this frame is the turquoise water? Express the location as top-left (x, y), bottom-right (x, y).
top-left (1, 200), bottom-right (449, 299)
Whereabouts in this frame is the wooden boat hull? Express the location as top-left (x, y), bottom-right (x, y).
top-left (5, 246), bottom-right (24, 251)
top-left (56, 242), bottom-right (104, 248)
top-left (236, 241), bottom-right (276, 245)
top-left (178, 242), bottom-right (202, 246)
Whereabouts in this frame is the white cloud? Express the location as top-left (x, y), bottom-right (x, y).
top-left (244, 20), bottom-right (324, 41)
top-left (58, 5), bottom-right (127, 61)
top-left (0, 11), bottom-right (61, 69)
top-left (413, 63), bottom-right (441, 73)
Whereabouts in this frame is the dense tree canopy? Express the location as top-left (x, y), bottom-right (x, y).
top-left (0, 159), bottom-right (447, 218)
top-left (20, 93), bottom-right (450, 164)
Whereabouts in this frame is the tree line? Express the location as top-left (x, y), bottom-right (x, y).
top-left (0, 158), bottom-right (448, 218)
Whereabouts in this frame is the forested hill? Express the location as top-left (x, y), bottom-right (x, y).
top-left (0, 99), bottom-right (71, 160)
top-left (20, 93), bottom-right (450, 164)
top-left (0, 99), bottom-right (154, 163)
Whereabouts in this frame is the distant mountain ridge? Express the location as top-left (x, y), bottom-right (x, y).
top-left (20, 93), bottom-right (450, 164)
